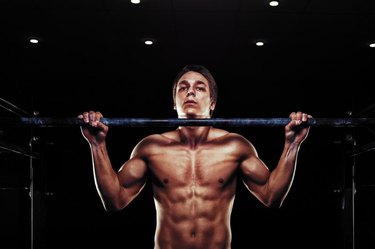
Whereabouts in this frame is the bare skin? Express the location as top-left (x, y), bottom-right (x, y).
top-left (79, 71), bottom-right (311, 249)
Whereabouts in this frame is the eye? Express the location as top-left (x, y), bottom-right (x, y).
top-left (196, 87), bottom-right (205, 91)
top-left (178, 86), bottom-right (187, 92)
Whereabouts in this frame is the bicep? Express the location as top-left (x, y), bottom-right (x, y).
top-left (240, 155), bottom-right (270, 198)
top-left (118, 136), bottom-right (152, 191)
top-left (116, 156), bottom-right (149, 201)
top-left (232, 133), bottom-right (271, 204)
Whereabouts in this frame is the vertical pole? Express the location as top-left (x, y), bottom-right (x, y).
top-left (351, 153), bottom-right (356, 249)
top-left (342, 132), bottom-right (356, 249)
top-left (30, 122), bottom-right (42, 248)
top-left (29, 131), bottom-right (34, 249)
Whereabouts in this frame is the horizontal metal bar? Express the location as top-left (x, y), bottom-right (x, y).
top-left (0, 97), bottom-right (33, 117)
top-left (0, 187), bottom-right (30, 191)
top-left (348, 141), bottom-right (375, 157)
top-left (0, 139), bottom-right (38, 158)
top-left (1, 117), bottom-right (375, 128)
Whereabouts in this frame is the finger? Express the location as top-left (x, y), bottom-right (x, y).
top-left (83, 112), bottom-right (89, 123)
top-left (95, 121), bottom-right (107, 131)
top-left (291, 112), bottom-right (302, 125)
top-left (286, 116), bottom-right (297, 130)
top-left (296, 111), bottom-right (303, 121)
top-left (302, 113), bottom-right (308, 122)
top-left (95, 111), bottom-right (103, 121)
top-left (89, 111), bottom-right (96, 124)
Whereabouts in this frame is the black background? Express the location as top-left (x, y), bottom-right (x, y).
top-left (1, 0), bottom-right (375, 248)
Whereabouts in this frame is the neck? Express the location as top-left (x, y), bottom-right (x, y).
top-left (177, 126), bottom-right (212, 149)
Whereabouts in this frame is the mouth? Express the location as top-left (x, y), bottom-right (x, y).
top-left (184, 100), bottom-right (197, 105)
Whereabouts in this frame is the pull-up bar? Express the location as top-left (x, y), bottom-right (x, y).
top-left (0, 117), bottom-right (374, 128)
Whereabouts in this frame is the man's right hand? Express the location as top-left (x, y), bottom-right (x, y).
top-left (78, 111), bottom-right (108, 145)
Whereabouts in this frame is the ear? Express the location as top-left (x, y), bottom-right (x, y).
top-left (210, 101), bottom-right (216, 110)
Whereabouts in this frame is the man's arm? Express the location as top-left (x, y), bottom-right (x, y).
top-left (79, 111), bottom-right (148, 211)
top-left (240, 112), bottom-right (311, 208)
top-left (90, 141), bottom-right (148, 211)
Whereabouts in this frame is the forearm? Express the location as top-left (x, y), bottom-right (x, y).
top-left (90, 142), bottom-right (123, 210)
top-left (268, 141), bottom-right (300, 206)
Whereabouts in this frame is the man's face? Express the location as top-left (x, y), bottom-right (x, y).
top-left (174, 71), bottom-right (215, 118)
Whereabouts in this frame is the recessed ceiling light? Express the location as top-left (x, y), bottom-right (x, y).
top-left (269, 1), bottom-right (279, 7)
top-left (255, 41), bottom-right (264, 46)
top-left (144, 40), bottom-right (153, 45)
top-left (370, 43), bottom-right (375, 48)
top-left (131, 0), bottom-right (140, 4)
top-left (29, 38), bottom-right (39, 44)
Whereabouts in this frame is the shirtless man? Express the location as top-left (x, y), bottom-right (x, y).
top-left (78, 64), bottom-right (311, 249)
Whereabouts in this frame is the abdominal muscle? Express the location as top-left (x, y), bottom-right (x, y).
top-left (152, 183), bottom-right (236, 249)
top-left (145, 131), bottom-right (242, 249)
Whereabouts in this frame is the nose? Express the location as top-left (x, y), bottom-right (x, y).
top-left (187, 88), bottom-right (195, 97)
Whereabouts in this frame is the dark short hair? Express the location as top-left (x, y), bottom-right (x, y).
top-left (172, 65), bottom-right (218, 107)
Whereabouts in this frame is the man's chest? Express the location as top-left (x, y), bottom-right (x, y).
top-left (146, 145), bottom-right (240, 185)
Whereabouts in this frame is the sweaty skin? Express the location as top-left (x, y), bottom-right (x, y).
top-left (79, 70), bottom-right (311, 249)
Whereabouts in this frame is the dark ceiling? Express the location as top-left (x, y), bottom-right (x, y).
top-left (1, 0), bottom-right (374, 119)
top-left (1, 1), bottom-right (375, 249)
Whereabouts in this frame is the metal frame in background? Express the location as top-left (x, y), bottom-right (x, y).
top-left (343, 101), bottom-right (375, 249)
top-left (1, 96), bottom-right (375, 249)
top-left (0, 97), bottom-right (37, 249)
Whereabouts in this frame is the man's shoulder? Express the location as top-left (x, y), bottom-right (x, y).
top-left (211, 128), bottom-right (251, 144)
top-left (132, 132), bottom-right (175, 156)
top-left (136, 130), bottom-right (178, 146)
top-left (212, 129), bottom-right (256, 156)
top-left (138, 133), bottom-right (168, 143)
top-left (211, 127), bottom-right (241, 138)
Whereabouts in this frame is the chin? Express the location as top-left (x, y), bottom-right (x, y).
top-left (178, 108), bottom-right (210, 118)
top-left (185, 113), bottom-right (209, 119)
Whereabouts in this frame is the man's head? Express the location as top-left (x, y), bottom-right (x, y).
top-left (172, 65), bottom-right (218, 118)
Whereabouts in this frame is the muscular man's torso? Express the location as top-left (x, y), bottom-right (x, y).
top-left (138, 127), bottom-right (250, 249)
